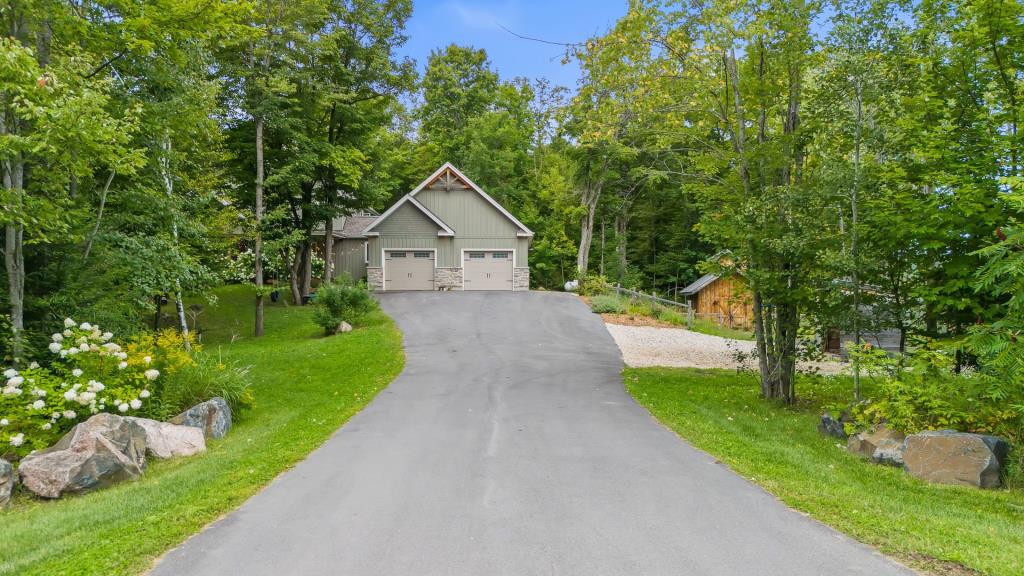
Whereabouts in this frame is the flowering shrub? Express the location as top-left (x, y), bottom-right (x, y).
top-left (1, 318), bottom-right (160, 460)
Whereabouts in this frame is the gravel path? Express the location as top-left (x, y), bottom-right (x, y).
top-left (606, 322), bottom-right (844, 373)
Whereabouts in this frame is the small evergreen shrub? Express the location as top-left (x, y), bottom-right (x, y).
top-left (312, 277), bottom-right (378, 334)
top-left (589, 294), bottom-right (627, 314)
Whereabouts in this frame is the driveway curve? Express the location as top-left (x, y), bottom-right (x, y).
top-left (151, 291), bottom-right (912, 576)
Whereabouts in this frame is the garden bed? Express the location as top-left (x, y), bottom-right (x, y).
top-left (0, 285), bottom-right (403, 576)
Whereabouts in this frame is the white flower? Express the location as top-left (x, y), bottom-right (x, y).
top-left (3, 368), bottom-right (17, 379)
top-left (139, 389), bottom-right (151, 399)
top-left (10, 433), bottom-right (24, 447)
top-left (63, 390), bottom-right (77, 401)
top-left (32, 399), bottom-right (45, 410)
top-left (117, 403), bottom-right (129, 413)
top-left (62, 329), bottom-right (72, 337)
top-left (0, 418), bottom-right (7, 426)
top-left (28, 362), bottom-right (38, 369)
top-left (118, 361), bottom-right (127, 370)
top-left (79, 322), bottom-right (92, 331)
top-left (67, 347), bottom-right (78, 356)
top-left (87, 381), bottom-right (105, 393)
top-left (79, 343), bottom-right (89, 352)
top-left (143, 356), bottom-right (152, 364)
top-left (71, 368), bottom-right (83, 378)
top-left (144, 369), bottom-right (160, 381)
top-left (42, 423), bottom-right (52, 430)
top-left (52, 333), bottom-right (64, 342)
top-left (76, 336), bottom-right (88, 345)
top-left (62, 410), bottom-right (76, 420)
top-left (130, 399), bottom-right (142, 410)
top-left (2, 386), bottom-right (22, 397)
top-left (101, 332), bottom-right (113, 341)
top-left (59, 349), bottom-right (68, 358)
top-left (7, 376), bottom-right (23, 386)
top-left (64, 318), bottom-right (75, 328)
top-left (33, 388), bottom-right (46, 397)
top-left (48, 342), bottom-right (62, 353)
top-left (78, 391), bottom-right (96, 405)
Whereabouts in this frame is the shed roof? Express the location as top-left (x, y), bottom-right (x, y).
top-left (338, 214), bottom-right (377, 238)
top-left (680, 273), bottom-right (720, 296)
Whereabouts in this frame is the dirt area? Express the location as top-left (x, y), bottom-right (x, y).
top-left (606, 322), bottom-right (845, 374)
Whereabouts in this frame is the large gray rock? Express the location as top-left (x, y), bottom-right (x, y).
top-left (817, 411), bottom-right (850, 439)
top-left (903, 430), bottom-right (1010, 489)
top-left (170, 397), bottom-right (232, 439)
top-left (126, 417), bottom-right (206, 459)
top-left (847, 425), bottom-right (906, 466)
top-left (0, 458), bottom-right (14, 508)
top-left (18, 413), bottom-right (147, 498)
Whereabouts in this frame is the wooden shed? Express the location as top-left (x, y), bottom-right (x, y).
top-left (680, 273), bottom-right (753, 329)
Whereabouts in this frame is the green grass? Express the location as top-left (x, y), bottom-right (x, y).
top-left (0, 285), bottom-right (404, 576)
top-left (687, 317), bottom-right (755, 340)
top-left (591, 291), bottom-right (755, 340)
top-left (625, 367), bottom-right (1024, 576)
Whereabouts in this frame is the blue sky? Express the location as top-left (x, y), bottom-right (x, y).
top-left (398, 0), bottom-right (628, 90)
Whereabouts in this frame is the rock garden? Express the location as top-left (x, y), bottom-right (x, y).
top-left (1, 319), bottom-right (250, 508)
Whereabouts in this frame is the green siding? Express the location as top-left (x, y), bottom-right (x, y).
top-left (416, 188), bottom-right (520, 238)
top-left (368, 236), bottom-right (446, 267)
top-left (374, 201), bottom-right (444, 236)
top-left (453, 238), bottom-right (527, 267)
top-left (333, 239), bottom-right (367, 281)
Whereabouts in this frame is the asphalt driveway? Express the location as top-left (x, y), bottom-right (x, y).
top-left (151, 291), bottom-right (912, 576)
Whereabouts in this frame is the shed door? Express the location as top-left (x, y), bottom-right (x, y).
top-left (385, 251), bottom-right (434, 291)
top-left (463, 251), bottom-right (513, 291)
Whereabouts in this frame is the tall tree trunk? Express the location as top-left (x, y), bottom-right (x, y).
top-left (323, 217), bottom-right (334, 284)
top-left (851, 81), bottom-right (863, 399)
top-left (254, 116), bottom-right (265, 336)
top-left (288, 245), bottom-right (302, 305)
top-left (300, 241), bottom-right (312, 301)
top-left (576, 184), bottom-right (599, 275)
top-left (160, 135), bottom-right (191, 351)
top-left (82, 170), bottom-right (115, 262)
top-left (615, 208), bottom-right (629, 282)
top-left (2, 151), bottom-right (25, 365)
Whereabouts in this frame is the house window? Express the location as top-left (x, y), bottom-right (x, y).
top-left (468, 252), bottom-right (485, 259)
top-left (492, 252), bottom-right (509, 259)
top-left (413, 252), bottom-right (432, 258)
top-left (390, 252), bottom-right (406, 258)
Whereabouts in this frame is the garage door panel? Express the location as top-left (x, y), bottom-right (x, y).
top-left (464, 251), bottom-right (513, 291)
top-left (385, 251), bottom-right (434, 291)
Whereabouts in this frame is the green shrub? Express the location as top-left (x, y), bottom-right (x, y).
top-left (312, 277), bottom-right (378, 334)
top-left (578, 273), bottom-right (610, 296)
top-left (590, 294), bottom-right (626, 314)
top-left (151, 351), bottom-right (253, 420)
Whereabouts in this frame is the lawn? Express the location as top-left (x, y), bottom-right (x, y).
top-left (625, 367), bottom-right (1024, 576)
top-left (0, 285), bottom-right (404, 576)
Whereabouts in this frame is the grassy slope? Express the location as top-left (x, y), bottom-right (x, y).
top-left (625, 368), bottom-right (1024, 576)
top-left (0, 285), bottom-right (403, 576)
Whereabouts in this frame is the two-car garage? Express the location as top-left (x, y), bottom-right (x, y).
top-left (382, 249), bottom-right (514, 291)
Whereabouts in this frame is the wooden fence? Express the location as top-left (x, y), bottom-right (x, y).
top-left (613, 284), bottom-right (694, 326)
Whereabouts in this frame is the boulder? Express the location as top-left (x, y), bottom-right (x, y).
top-left (847, 425), bottom-right (906, 466)
top-left (170, 397), bottom-right (232, 439)
top-left (0, 458), bottom-right (14, 508)
top-left (126, 417), bottom-right (206, 459)
top-left (18, 413), bottom-right (146, 498)
top-left (817, 411), bottom-right (849, 439)
top-left (903, 430), bottom-right (1010, 489)
top-left (335, 321), bottom-right (353, 334)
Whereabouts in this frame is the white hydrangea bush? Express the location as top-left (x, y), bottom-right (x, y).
top-left (1, 318), bottom-right (160, 459)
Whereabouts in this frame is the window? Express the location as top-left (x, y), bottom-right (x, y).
top-left (413, 252), bottom-right (432, 259)
top-left (492, 252), bottom-right (509, 259)
top-left (468, 252), bottom-right (485, 259)
top-left (390, 252), bottom-right (406, 258)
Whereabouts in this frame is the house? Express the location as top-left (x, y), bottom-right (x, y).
top-left (313, 209), bottom-right (379, 283)
top-left (680, 271), bottom-right (753, 329)
top-left (356, 163), bottom-right (532, 291)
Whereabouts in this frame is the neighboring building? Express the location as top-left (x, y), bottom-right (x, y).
top-left (680, 272), bottom-right (753, 329)
top-left (312, 209), bottom-right (379, 283)
top-left (359, 163), bottom-right (532, 291)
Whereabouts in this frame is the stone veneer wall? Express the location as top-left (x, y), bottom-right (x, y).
top-left (514, 267), bottom-right (530, 291)
top-left (367, 267), bottom-right (383, 291)
top-left (434, 267), bottom-right (463, 290)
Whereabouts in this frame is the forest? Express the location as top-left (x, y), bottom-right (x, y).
top-left (2, 0), bottom-right (1023, 405)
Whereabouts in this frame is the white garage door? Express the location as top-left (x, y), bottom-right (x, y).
top-left (463, 251), bottom-right (513, 291)
top-left (385, 251), bottom-right (434, 291)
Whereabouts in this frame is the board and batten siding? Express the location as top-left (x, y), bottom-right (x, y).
top-left (333, 238), bottom-right (367, 281)
top-left (416, 187), bottom-right (520, 238)
top-left (372, 201), bottom-right (445, 237)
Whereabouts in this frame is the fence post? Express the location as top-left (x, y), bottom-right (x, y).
top-left (687, 305), bottom-right (693, 328)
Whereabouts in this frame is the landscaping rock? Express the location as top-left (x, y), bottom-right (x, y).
top-left (0, 458), bottom-right (14, 508)
top-left (335, 321), bottom-right (353, 334)
top-left (847, 425), bottom-right (906, 466)
top-left (903, 430), bottom-right (1010, 489)
top-left (18, 413), bottom-right (146, 498)
top-left (170, 397), bottom-right (232, 439)
top-left (817, 411), bottom-right (849, 439)
top-left (126, 417), bottom-right (206, 459)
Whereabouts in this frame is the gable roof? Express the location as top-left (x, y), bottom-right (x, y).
top-left (338, 214), bottom-right (378, 238)
top-left (363, 193), bottom-right (455, 237)
top-left (681, 273), bottom-right (720, 296)
top-left (410, 163), bottom-right (534, 237)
